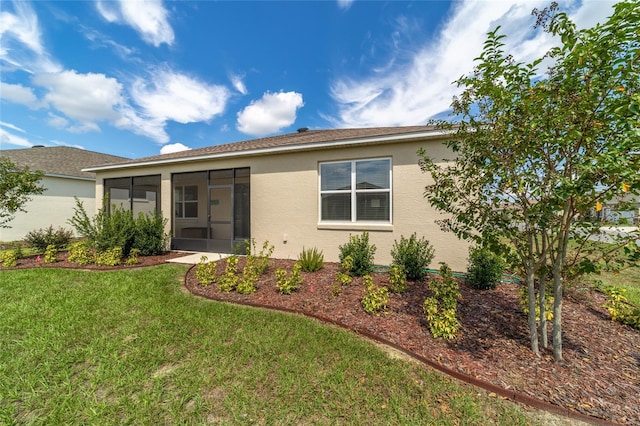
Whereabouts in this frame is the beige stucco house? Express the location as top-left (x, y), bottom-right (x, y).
top-left (0, 146), bottom-right (127, 242)
top-left (84, 126), bottom-right (469, 271)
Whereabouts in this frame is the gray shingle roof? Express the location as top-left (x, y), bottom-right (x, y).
top-left (85, 125), bottom-right (442, 171)
top-left (0, 146), bottom-right (128, 180)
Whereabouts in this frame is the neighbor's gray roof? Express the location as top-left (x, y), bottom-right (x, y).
top-left (0, 146), bottom-right (128, 180)
top-left (84, 125), bottom-right (444, 172)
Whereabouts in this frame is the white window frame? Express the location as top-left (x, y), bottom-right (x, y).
top-left (318, 158), bottom-right (392, 224)
top-left (174, 185), bottom-right (199, 219)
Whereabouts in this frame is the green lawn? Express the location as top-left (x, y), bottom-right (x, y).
top-left (590, 266), bottom-right (640, 306)
top-left (0, 265), bottom-right (552, 425)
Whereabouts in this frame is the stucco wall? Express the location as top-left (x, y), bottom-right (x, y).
top-left (93, 137), bottom-right (470, 271)
top-left (0, 176), bottom-right (95, 242)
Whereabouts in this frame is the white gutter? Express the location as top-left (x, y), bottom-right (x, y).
top-left (44, 173), bottom-right (95, 181)
top-left (83, 129), bottom-right (450, 173)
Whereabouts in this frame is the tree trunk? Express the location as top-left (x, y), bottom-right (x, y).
top-left (552, 267), bottom-right (563, 361)
top-left (526, 267), bottom-right (540, 356)
top-left (538, 271), bottom-right (548, 349)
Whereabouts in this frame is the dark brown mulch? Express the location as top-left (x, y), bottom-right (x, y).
top-left (184, 258), bottom-right (640, 425)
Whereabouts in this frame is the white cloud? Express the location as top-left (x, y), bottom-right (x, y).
top-left (0, 121), bottom-right (26, 133)
top-left (0, 127), bottom-right (34, 148)
top-left (131, 69), bottom-right (230, 126)
top-left (328, 0), bottom-right (616, 128)
top-left (337, 0), bottom-right (355, 11)
top-left (236, 91), bottom-right (304, 136)
top-left (0, 82), bottom-right (43, 109)
top-left (46, 113), bottom-right (69, 129)
top-left (0, 0), bottom-right (61, 73)
top-left (96, 0), bottom-right (174, 47)
top-left (33, 70), bottom-right (123, 127)
top-left (230, 73), bottom-right (248, 95)
top-left (160, 142), bottom-right (192, 155)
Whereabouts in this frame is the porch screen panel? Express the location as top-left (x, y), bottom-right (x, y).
top-left (234, 168), bottom-right (250, 239)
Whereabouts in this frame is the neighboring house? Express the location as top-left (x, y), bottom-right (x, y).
top-left (84, 126), bottom-right (470, 270)
top-left (0, 146), bottom-right (128, 242)
top-left (596, 193), bottom-right (640, 224)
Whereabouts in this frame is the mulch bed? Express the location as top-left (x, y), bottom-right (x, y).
top-left (184, 258), bottom-right (640, 425)
top-left (2, 251), bottom-right (187, 270)
top-left (5, 253), bottom-right (639, 423)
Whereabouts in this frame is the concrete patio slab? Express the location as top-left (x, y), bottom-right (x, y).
top-left (167, 252), bottom-right (230, 264)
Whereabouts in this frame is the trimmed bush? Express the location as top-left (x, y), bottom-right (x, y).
top-left (391, 233), bottom-right (435, 282)
top-left (466, 246), bottom-right (505, 290)
top-left (132, 212), bottom-right (168, 256)
top-left (95, 247), bottom-right (123, 267)
top-left (43, 244), bottom-right (58, 263)
top-left (339, 232), bottom-right (376, 277)
top-left (1, 250), bottom-right (18, 267)
top-left (195, 256), bottom-right (217, 286)
top-left (67, 241), bottom-right (94, 265)
top-left (24, 226), bottom-right (73, 251)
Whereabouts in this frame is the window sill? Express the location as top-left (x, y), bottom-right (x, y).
top-left (317, 223), bottom-right (394, 232)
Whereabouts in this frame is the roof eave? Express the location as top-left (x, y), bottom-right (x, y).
top-left (83, 128), bottom-right (450, 173)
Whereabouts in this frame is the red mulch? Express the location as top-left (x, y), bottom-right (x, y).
top-left (184, 258), bottom-right (640, 425)
top-left (3, 251), bottom-right (187, 270)
top-left (6, 253), bottom-right (639, 423)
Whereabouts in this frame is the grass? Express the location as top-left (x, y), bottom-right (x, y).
top-left (0, 265), bottom-right (544, 425)
top-left (588, 266), bottom-right (640, 306)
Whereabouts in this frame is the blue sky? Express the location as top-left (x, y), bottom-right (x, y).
top-left (1, 0), bottom-right (616, 159)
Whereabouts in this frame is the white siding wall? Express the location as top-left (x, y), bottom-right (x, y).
top-left (0, 176), bottom-right (95, 242)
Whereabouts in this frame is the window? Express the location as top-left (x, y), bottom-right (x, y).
top-left (104, 175), bottom-right (160, 214)
top-left (174, 185), bottom-right (198, 218)
top-left (319, 158), bottom-right (391, 222)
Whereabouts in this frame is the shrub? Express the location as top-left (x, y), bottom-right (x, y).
top-left (601, 285), bottom-right (640, 330)
top-left (95, 247), bottom-right (122, 267)
top-left (298, 247), bottom-right (324, 272)
top-left (466, 246), bottom-right (505, 290)
top-left (361, 275), bottom-right (390, 315)
top-left (423, 263), bottom-right (460, 339)
top-left (23, 225), bottom-right (73, 251)
top-left (245, 240), bottom-right (274, 276)
top-left (125, 248), bottom-right (141, 266)
top-left (334, 255), bottom-right (354, 287)
top-left (67, 241), bottom-right (94, 265)
top-left (237, 265), bottom-right (259, 294)
top-left (69, 198), bottom-right (167, 256)
top-left (195, 256), bottom-right (217, 286)
top-left (339, 232), bottom-right (376, 276)
top-left (391, 233), bottom-right (434, 282)
top-left (275, 262), bottom-right (303, 295)
top-left (1, 250), bottom-right (18, 267)
top-left (518, 285), bottom-right (554, 321)
top-left (43, 244), bottom-right (58, 263)
top-left (132, 212), bottom-right (168, 256)
top-left (218, 256), bottom-right (239, 293)
top-left (388, 264), bottom-right (408, 293)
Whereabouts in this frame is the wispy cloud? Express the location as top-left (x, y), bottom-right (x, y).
top-left (95, 0), bottom-right (174, 47)
top-left (230, 73), bottom-right (248, 95)
top-left (0, 126), bottom-right (34, 148)
top-left (0, 0), bottom-right (60, 73)
top-left (328, 0), bottom-right (616, 128)
top-left (337, 0), bottom-right (355, 11)
top-left (236, 91), bottom-right (304, 136)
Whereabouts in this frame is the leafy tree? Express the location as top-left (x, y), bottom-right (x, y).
top-left (419, 1), bottom-right (639, 361)
top-left (0, 158), bottom-right (44, 229)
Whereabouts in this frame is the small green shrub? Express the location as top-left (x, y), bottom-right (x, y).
top-left (125, 248), bottom-right (141, 266)
top-left (298, 247), bottom-right (324, 272)
top-left (331, 282), bottom-right (342, 297)
top-left (339, 232), bottom-right (376, 276)
top-left (195, 256), bottom-right (217, 286)
top-left (237, 265), bottom-right (259, 295)
top-left (43, 244), bottom-right (58, 263)
top-left (361, 275), bottom-right (390, 315)
top-left (67, 241), bottom-right (95, 265)
top-left (218, 256), bottom-right (239, 293)
top-left (275, 262), bottom-right (303, 295)
top-left (601, 285), bottom-right (640, 330)
top-left (245, 240), bottom-right (274, 275)
top-left (334, 255), bottom-right (354, 287)
top-left (388, 264), bottom-right (408, 293)
top-left (132, 212), bottom-right (168, 256)
top-left (23, 225), bottom-right (74, 251)
top-left (95, 247), bottom-right (123, 267)
top-left (390, 233), bottom-right (434, 282)
top-left (423, 263), bottom-right (460, 339)
top-left (1, 250), bottom-right (18, 267)
top-left (466, 246), bottom-right (505, 290)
